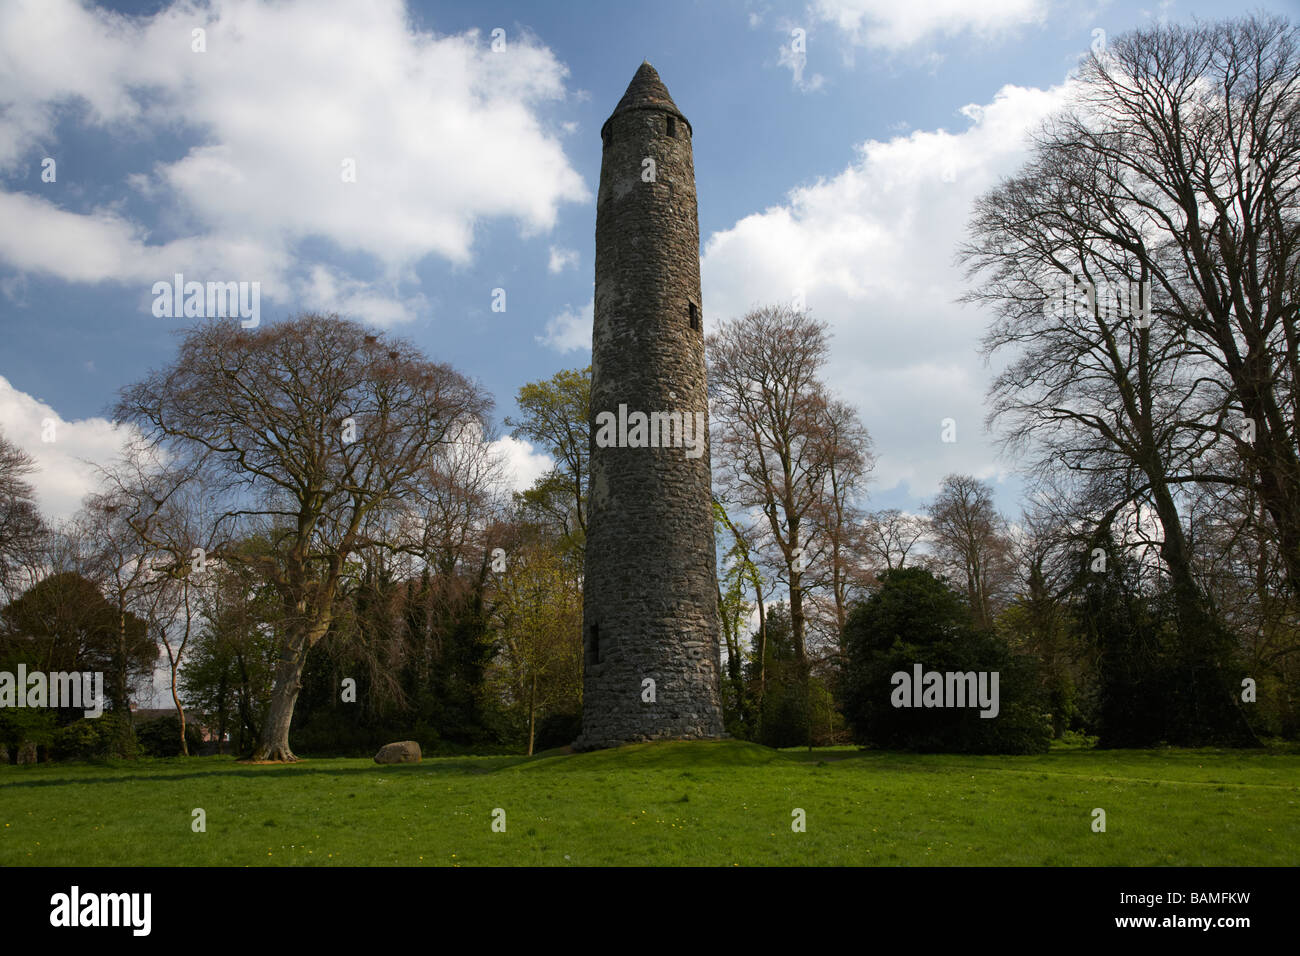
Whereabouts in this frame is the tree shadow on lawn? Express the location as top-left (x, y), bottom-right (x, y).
top-left (1, 741), bottom-right (1290, 792)
top-left (0, 739), bottom-right (791, 789)
top-left (0, 755), bottom-right (532, 790)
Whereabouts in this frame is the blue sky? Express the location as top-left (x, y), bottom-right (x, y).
top-left (1, 0), bottom-right (1292, 525)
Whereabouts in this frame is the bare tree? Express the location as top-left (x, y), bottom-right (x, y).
top-left (860, 509), bottom-right (929, 573)
top-left (925, 474), bottom-right (1015, 630)
top-left (94, 444), bottom-right (216, 756)
top-left (146, 571), bottom-right (197, 755)
top-left (74, 480), bottom-right (179, 755)
top-left (413, 420), bottom-right (511, 577)
top-left (805, 398), bottom-right (875, 649)
top-left (0, 428), bottom-right (45, 601)
top-left (960, 113), bottom-right (1223, 633)
top-left (114, 314), bottom-right (491, 761)
top-left (708, 305), bottom-right (853, 670)
top-left (962, 14), bottom-right (1300, 600)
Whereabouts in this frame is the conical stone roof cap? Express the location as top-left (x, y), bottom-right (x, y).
top-left (604, 61), bottom-right (691, 134)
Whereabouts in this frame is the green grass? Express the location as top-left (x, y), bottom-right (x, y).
top-left (2, 740), bottom-right (1296, 865)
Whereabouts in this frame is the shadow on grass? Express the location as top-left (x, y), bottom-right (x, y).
top-left (0, 740), bottom-right (791, 788)
top-left (1, 739), bottom-right (1292, 792)
top-left (0, 754), bottom-right (536, 790)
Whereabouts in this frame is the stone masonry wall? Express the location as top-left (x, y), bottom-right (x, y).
top-left (576, 76), bottom-right (727, 750)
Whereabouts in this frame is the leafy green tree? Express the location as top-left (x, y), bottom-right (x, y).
top-left (998, 509), bottom-right (1092, 738)
top-left (485, 536), bottom-right (582, 753)
top-left (0, 571), bottom-right (155, 760)
top-left (715, 498), bottom-right (763, 739)
top-left (388, 553), bottom-right (506, 753)
top-left (180, 557), bottom-right (280, 755)
top-left (1078, 538), bottom-right (1254, 747)
top-left (1, 572), bottom-right (150, 675)
top-left (505, 367), bottom-right (590, 559)
top-left (135, 714), bottom-right (203, 757)
top-left (743, 604), bottom-right (809, 748)
top-left (842, 568), bottom-right (1050, 754)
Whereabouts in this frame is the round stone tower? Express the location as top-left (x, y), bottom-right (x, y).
top-left (575, 62), bottom-right (727, 750)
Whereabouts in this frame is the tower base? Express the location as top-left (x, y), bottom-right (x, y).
top-left (571, 729), bottom-right (729, 752)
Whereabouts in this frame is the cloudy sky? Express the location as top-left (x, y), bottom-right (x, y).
top-left (0, 0), bottom-right (1287, 526)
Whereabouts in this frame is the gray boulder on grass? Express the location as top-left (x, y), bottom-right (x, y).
top-left (374, 740), bottom-right (421, 764)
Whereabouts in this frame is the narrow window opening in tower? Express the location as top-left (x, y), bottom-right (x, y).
top-left (688, 301), bottom-right (699, 331)
top-left (589, 623), bottom-right (601, 665)
top-left (667, 115), bottom-right (676, 138)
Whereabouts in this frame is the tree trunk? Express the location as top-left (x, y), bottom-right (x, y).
top-left (1250, 427), bottom-right (1300, 599)
top-left (169, 586), bottom-right (192, 757)
top-left (172, 680), bottom-right (188, 757)
top-left (1146, 470), bottom-right (1251, 742)
top-left (216, 672), bottom-right (228, 755)
top-left (236, 652), bottom-right (258, 753)
top-left (251, 633), bottom-right (312, 761)
top-left (251, 587), bottom-right (334, 761)
top-left (716, 580), bottom-right (747, 729)
top-left (111, 598), bottom-right (135, 758)
top-left (832, 553), bottom-right (849, 656)
top-left (1147, 475), bottom-right (1205, 629)
top-left (527, 672), bottom-right (537, 756)
top-left (754, 587), bottom-right (767, 741)
top-left (789, 567), bottom-right (807, 665)
top-left (787, 566), bottom-right (814, 750)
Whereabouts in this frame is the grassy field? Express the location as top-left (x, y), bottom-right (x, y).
top-left (1, 740), bottom-right (1296, 866)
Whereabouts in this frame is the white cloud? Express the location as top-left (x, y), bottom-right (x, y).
top-left (547, 246), bottom-right (579, 273)
top-left (701, 82), bottom-right (1071, 499)
top-left (0, 190), bottom-right (288, 287)
top-left (778, 40), bottom-right (827, 92)
top-left (538, 298), bottom-right (592, 353)
top-left (300, 265), bottom-right (426, 326)
top-left (0, 0), bottom-right (589, 323)
top-left (489, 435), bottom-right (553, 493)
top-left (811, 0), bottom-right (1049, 50)
top-left (0, 376), bottom-right (133, 525)
top-left (773, 22), bottom-right (826, 92)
